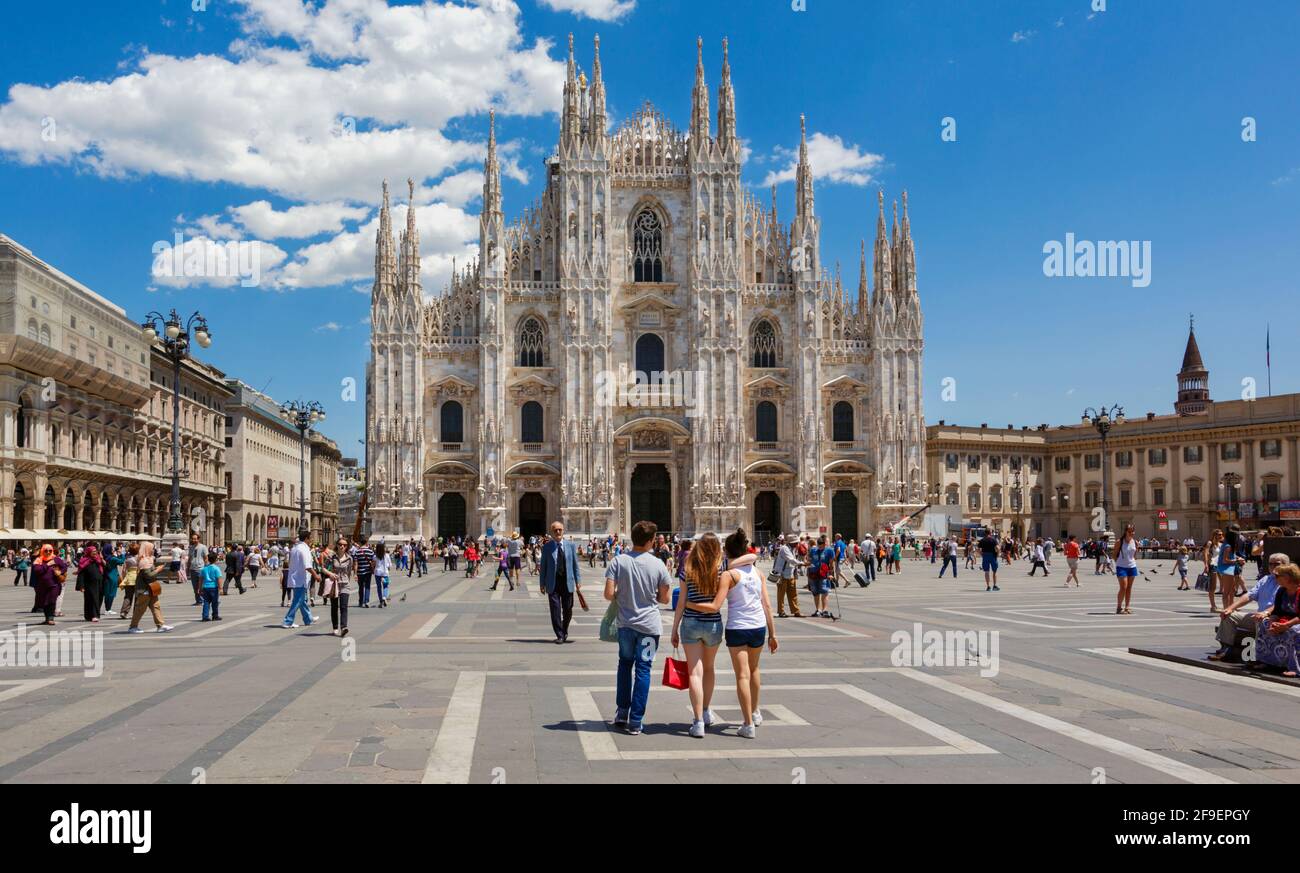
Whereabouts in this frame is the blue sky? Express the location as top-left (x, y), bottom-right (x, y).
top-left (0, 0), bottom-right (1297, 455)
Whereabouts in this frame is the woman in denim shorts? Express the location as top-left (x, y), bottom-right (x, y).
top-left (671, 533), bottom-right (725, 738)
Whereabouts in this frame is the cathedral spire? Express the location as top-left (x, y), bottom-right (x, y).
top-left (898, 189), bottom-right (917, 302)
top-left (690, 36), bottom-right (711, 146)
top-left (372, 179), bottom-right (397, 302)
top-left (858, 238), bottom-right (869, 314)
top-left (483, 110), bottom-right (501, 218)
top-left (717, 37), bottom-right (736, 153)
top-left (873, 189), bottom-right (893, 304)
top-left (590, 34), bottom-right (606, 141)
top-left (399, 177), bottom-right (421, 300)
top-left (795, 114), bottom-right (814, 221)
top-left (562, 32), bottom-right (579, 145)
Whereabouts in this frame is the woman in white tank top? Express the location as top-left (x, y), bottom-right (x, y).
top-left (684, 529), bottom-right (777, 739)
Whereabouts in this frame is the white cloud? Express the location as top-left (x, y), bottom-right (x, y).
top-left (537, 0), bottom-right (636, 21)
top-left (315, 321), bottom-right (342, 332)
top-left (1011, 29), bottom-right (1036, 43)
top-left (760, 132), bottom-right (884, 188)
top-left (1270, 167), bottom-right (1299, 186)
top-left (0, 0), bottom-right (565, 290)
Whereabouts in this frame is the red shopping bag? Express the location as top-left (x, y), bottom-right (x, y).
top-left (662, 650), bottom-right (689, 690)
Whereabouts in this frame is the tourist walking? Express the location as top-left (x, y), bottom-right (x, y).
top-left (199, 551), bottom-right (222, 621)
top-left (76, 543), bottom-right (106, 623)
top-left (979, 529), bottom-right (1000, 591)
top-left (323, 537), bottom-right (353, 637)
top-left (1114, 524), bottom-right (1139, 615)
top-left (939, 537), bottom-right (958, 578)
top-left (671, 532), bottom-right (725, 738)
top-left (772, 535), bottom-right (804, 617)
top-left (1063, 535), bottom-right (1081, 587)
top-left (353, 535), bottom-right (376, 607)
top-left (682, 529), bottom-right (778, 739)
top-left (373, 542), bottom-right (392, 607)
top-left (540, 520), bottom-right (583, 643)
top-left (282, 529), bottom-right (318, 628)
top-left (604, 521), bottom-right (672, 734)
top-left (1028, 538), bottom-right (1049, 576)
top-left (12, 548), bottom-right (29, 586)
top-left (128, 542), bottom-right (173, 633)
top-left (117, 543), bottom-right (139, 619)
top-left (807, 535), bottom-right (835, 618)
top-left (32, 544), bottom-right (67, 626)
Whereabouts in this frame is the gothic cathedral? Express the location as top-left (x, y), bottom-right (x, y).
top-left (366, 36), bottom-right (925, 543)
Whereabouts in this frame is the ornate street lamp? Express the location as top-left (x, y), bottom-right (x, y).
top-left (1082, 404), bottom-right (1125, 542)
top-left (281, 400), bottom-right (326, 532)
top-left (140, 309), bottom-right (212, 534)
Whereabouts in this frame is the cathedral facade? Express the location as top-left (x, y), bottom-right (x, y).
top-left (366, 36), bottom-right (925, 542)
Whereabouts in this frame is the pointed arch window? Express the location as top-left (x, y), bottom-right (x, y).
top-left (517, 318), bottom-right (545, 367)
top-left (751, 320), bottom-right (779, 368)
top-left (632, 209), bottom-right (664, 282)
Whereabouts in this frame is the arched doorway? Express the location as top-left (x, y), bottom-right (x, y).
top-left (831, 490), bottom-right (858, 542)
top-left (44, 486), bottom-right (57, 529)
top-left (12, 484), bottom-right (26, 529)
top-left (62, 488), bottom-right (76, 530)
top-left (753, 491), bottom-right (780, 545)
top-left (437, 493), bottom-right (467, 540)
top-left (630, 463), bottom-right (672, 534)
top-left (518, 492), bottom-right (546, 541)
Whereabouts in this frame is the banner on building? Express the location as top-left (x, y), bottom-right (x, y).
top-left (268, 515), bottom-right (280, 539)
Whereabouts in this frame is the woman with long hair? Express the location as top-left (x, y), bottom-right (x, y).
top-left (670, 534), bottom-right (723, 739)
top-left (685, 529), bottom-right (778, 739)
top-left (31, 544), bottom-right (67, 626)
top-left (1203, 529), bottom-right (1224, 611)
top-left (1113, 524), bottom-right (1139, 615)
top-left (76, 543), bottom-right (106, 623)
top-left (1216, 525), bottom-right (1246, 614)
top-left (324, 537), bottom-right (352, 637)
top-left (103, 543), bottom-right (125, 617)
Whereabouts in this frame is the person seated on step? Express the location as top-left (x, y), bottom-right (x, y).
top-left (1252, 563), bottom-right (1300, 677)
top-left (1211, 553), bottom-right (1286, 662)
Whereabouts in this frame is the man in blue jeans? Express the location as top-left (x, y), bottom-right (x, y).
top-left (604, 520), bottom-right (672, 735)
top-left (282, 529), bottom-right (319, 628)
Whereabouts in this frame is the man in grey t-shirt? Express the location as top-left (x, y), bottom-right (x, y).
top-left (603, 521), bottom-right (671, 734)
top-left (507, 533), bottom-right (523, 588)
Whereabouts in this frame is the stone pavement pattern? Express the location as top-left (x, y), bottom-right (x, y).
top-left (1, 554), bottom-right (1298, 784)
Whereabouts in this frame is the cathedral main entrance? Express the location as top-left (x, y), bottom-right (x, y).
top-left (518, 492), bottom-right (547, 541)
top-left (831, 490), bottom-right (858, 541)
top-left (437, 493), bottom-right (466, 540)
top-left (753, 491), bottom-right (780, 546)
top-left (629, 463), bottom-right (672, 534)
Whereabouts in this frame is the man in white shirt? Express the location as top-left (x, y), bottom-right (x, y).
top-left (282, 529), bottom-right (319, 628)
top-left (861, 535), bottom-right (877, 582)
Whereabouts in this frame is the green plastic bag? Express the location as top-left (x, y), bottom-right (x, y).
top-left (599, 599), bottom-right (619, 643)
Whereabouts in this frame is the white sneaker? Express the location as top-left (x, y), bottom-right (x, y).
top-left (752, 708), bottom-right (763, 726)
top-left (738, 724), bottom-right (756, 739)
top-left (688, 720), bottom-right (705, 738)
top-left (702, 709), bottom-right (720, 727)
top-left (127, 627), bottom-right (143, 634)
top-left (157, 625), bottom-right (174, 633)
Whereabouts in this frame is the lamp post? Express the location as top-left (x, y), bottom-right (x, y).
top-left (1219, 473), bottom-right (1242, 522)
top-left (282, 400), bottom-right (326, 533)
top-left (1082, 404), bottom-right (1124, 543)
top-left (140, 310), bottom-right (212, 535)
top-left (1011, 469), bottom-right (1023, 541)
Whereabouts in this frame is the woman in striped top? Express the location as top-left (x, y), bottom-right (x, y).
top-left (670, 533), bottom-right (725, 739)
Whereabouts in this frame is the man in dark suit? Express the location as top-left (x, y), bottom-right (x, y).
top-left (540, 519), bottom-right (584, 644)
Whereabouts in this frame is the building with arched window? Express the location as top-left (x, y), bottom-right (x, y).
top-left (366, 37), bottom-right (925, 540)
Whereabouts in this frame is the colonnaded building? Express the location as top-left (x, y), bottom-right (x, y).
top-left (366, 37), bottom-right (926, 542)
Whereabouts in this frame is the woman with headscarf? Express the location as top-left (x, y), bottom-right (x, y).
top-left (102, 543), bottom-right (125, 617)
top-left (31, 544), bottom-right (68, 626)
top-left (128, 541), bottom-right (173, 633)
top-left (76, 543), bottom-right (106, 623)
